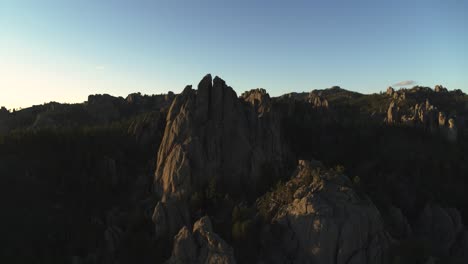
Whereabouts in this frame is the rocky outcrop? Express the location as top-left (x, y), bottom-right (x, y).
top-left (127, 111), bottom-right (166, 146)
top-left (386, 101), bottom-right (399, 124)
top-left (258, 160), bottom-right (391, 264)
top-left (392, 91), bottom-right (406, 101)
top-left (415, 204), bottom-right (466, 259)
top-left (104, 225), bottom-right (123, 253)
top-left (152, 197), bottom-right (190, 242)
top-left (393, 99), bottom-right (439, 130)
top-left (278, 92), bottom-right (309, 101)
top-left (0, 107), bottom-right (9, 134)
top-left (447, 118), bottom-right (458, 142)
top-left (434, 85), bottom-right (448, 93)
top-left (126, 92), bottom-right (175, 111)
top-left (241, 88), bottom-right (271, 115)
top-left (86, 94), bottom-right (121, 122)
top-left (386, 206), bottom-right (412, 240)
top-left (154, 74), bottom-right (288, 199)
top-left (0, 106), bottom-right (9, 119)
top-left (153, 74), bottom-right (289, 243)
top-left (386, 87), bottom-right (394, 96)
top-left (309, 94), bottom-right (329, 110)
top-left (31, 112), bottom-right (57, 128)
top-left (166, 216), bottom-right (236, 264)
top-left (438, 111), bottom-right (447, 127)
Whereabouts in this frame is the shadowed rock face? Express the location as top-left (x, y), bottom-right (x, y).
top-left (166, 216), bottom-right (236, 264)
top-left (154, 74), bottom-right (289, 200)
top-left (259, 160), bottom-right (391, 264)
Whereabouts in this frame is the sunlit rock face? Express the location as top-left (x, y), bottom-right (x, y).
top-left (259, 160), bottom-right (391, 264)
top-left (165, 216), bottom-right (236, 264)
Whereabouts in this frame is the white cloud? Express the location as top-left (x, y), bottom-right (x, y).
top-left (393, 80), bottom-right (416, 87)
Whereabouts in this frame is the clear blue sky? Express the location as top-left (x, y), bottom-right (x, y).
top-left (1, 0), bottom-right (467, 109)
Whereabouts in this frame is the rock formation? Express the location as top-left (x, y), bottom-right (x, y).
top-left (386, 206), bottom-right (411, 240)
top-left (415, 204), bottom-right (466, 259)
top-left (387, 101), bottom-right (399, 124)
top-left (165, 216), bottom-right (236, 264)
top-left (394, 99), bottom-right (440, 131)
top-left (258, 160), bottom-right (391, 264)
top-left (154, 74), bottom-right (288, 198)
top-left (438, 111), bottom-right (447, 127)
top-left (0, 106), bottom-right (9, 118)
top-left (386, 86), bottom-right (394, 96)
top-left (153, 74), bottom-right (289, 242)
top-left (126, 92), bottom-right (175, 111)
top-left (87, 94), bottom-right (121, 122)
top-left (241, 88), bottom-right (271, 114)
top-left (435, 85), bottom-right (448, 93)
top-left (104, 225), bottom-right (123, 253)
top-left (447, 118), bottom-right (458, 142)
top-left (152, 196), bottom-right (190, 242)
top-left (309, 94), bottom-right (329, 110)
top-left (0, 107), bottom-right (10, 135)
top-left (392, 90), bottom-right (406, 101)
top-left (127, 111), bottom-right (166, 146)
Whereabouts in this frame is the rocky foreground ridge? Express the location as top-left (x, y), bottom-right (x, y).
top-left (2, 75), bottom-right (468, 263)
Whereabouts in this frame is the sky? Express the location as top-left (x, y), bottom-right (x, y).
top-left (1, 0), bottom-right (467, 109)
